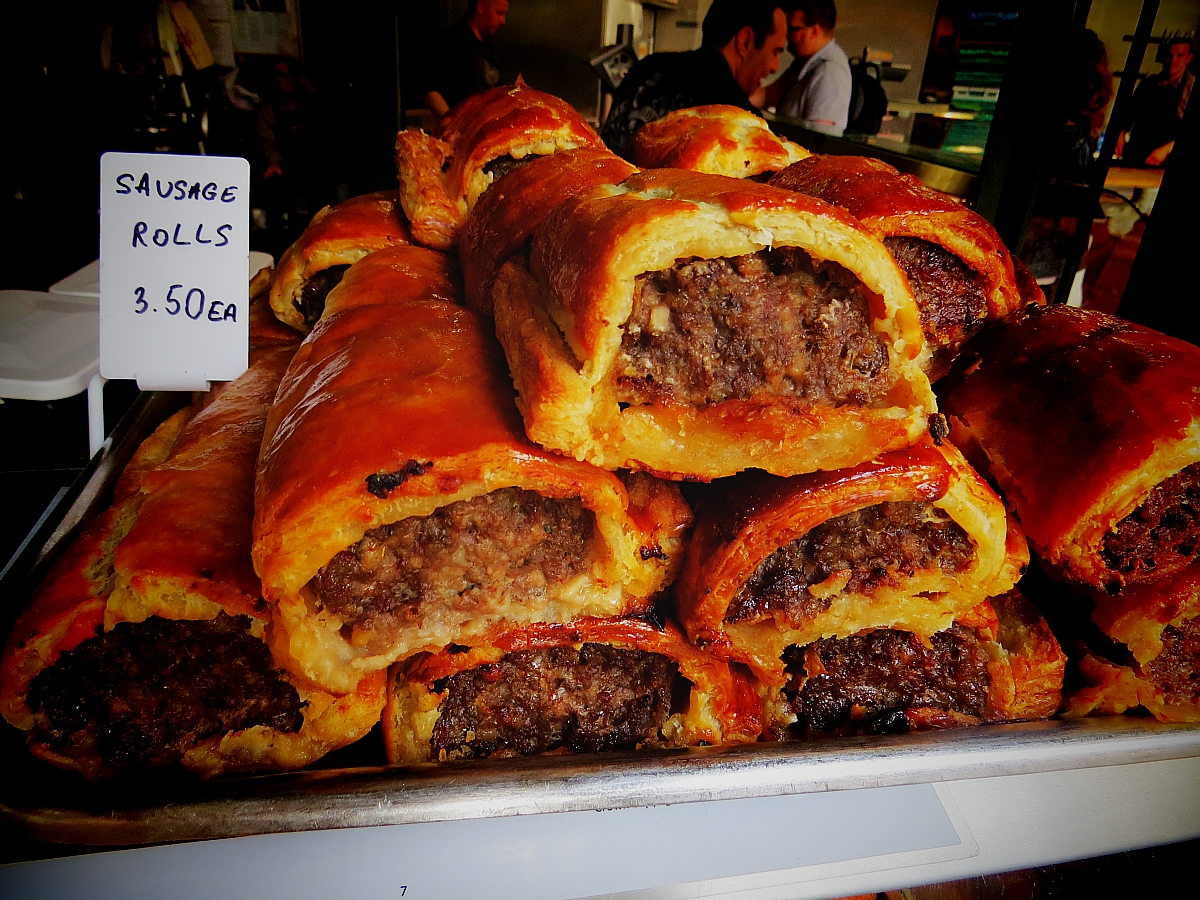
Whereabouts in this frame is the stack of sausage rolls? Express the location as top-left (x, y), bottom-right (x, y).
top-left (3, 89), bottom-right (1095, 781)
top-left (941, 305), bottom-right (1200, 723)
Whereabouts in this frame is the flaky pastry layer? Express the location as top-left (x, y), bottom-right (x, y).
top-left (632, 105), bottom-right (810, 178)
top-left (396, 79), bottom-right (605, 250)
top-left (269, 190), bottom-right (411, 332)
top-left (676, 438), bottom-right (1024, 686)
top-left (383, 617), bottom-right (763, 764)
top-left (493, 168), bottom-right (934, 480)
top-left (460, 147), bottom-right (637, 314)
top-left (255, 287), bottom-right (693, 695)
top-left (941, 305), bottom-right (1200, 593)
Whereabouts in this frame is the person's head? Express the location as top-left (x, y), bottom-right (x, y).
top-left (1165, 36), bottom-right (1194, 83)
top-left (468, 0), bottom-right (508, 38)
top-left (703, 0), bottom-right (788, 95)
top-left (786, 1), bottom-right (837, 59)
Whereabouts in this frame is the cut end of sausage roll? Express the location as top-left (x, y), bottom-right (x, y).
top-left (20, 611), bottom-right (385, 780)
top-left (2, 349), bottom-right (384, 779)
top-left (767, 591), bottom-right (1064, 738)
top-left (255, 294), bottom-right (693, 696)
top-left (269, 190), bottom-right (412, 333)
top-left (493, 168), bottom-right (934, 481)
top-left (630, 105), bottom-right (811, 179)
top-left (396, 78), bottom-right (606, 251)
top-left (676, 438), bottom-right (1025, 686)
top-left (770, 155), bottom-right (1030, 380)
top-left (1062, 559), bottom-right (1200, 723)
top-left (383, 617), bottom-right (763, 765)
top-left (942, 305), bottom-right (1200, 594)
top-left (460, 147), bottom-right (638, 315)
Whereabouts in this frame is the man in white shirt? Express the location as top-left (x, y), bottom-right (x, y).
top-left (766, 1), bottom-right (851, 134)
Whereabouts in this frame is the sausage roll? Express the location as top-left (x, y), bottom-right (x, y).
top-left (384, 616), bottom-right (763, 764)
top-left (460, 147), bottom-right (637, 314)
top-left (770, 155), bottom-right (1031, 380)
top-left (675, 437), bottom-right (1025, 686)
top-left (396, 79), bottom-right (606, 251)
top-left (631, 105), bottom-right (810, 179)
top-left (766, 590), bottom-right (1064, 738)
top-left (1, 348), bottom-right (385, 780)
top-left (1060, 559), bottom-right (1200, 723)
top-left (254, 279), bottom-right (693, 695)
top-left (941, 305), bottom-right (1200, 594)
top-left (320, 243), bottom-right (463, 319)
top-left (0, 404), bottom-right (194, 738)
top-left (269, 190), bottom-right (412, 333)
top-left (492, 168), bottom-right (934, 481)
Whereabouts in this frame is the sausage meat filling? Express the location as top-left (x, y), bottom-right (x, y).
top-left (310, 487), bottom-right (595, 631)
top-left (26, 613), bottom-right (303, 772)
top-left (482, 153), bottom-right (539, 186)
top-left (430, 643), bottom-right (676, 759)
top-left (783, 625), bottom-right (992, 736)
top-left (1143, 616), bottom-right (1200, 707)
top-left (1102, 462), bottom-right (1200, 585)
top-left (724, 501), bottom-right (975, 626)
top-left (882, 237), bottom-right (988, 378)
top-left (294, 264), bottom-right (350, 328)
top-left (616, 247), bottom-right (893, 409)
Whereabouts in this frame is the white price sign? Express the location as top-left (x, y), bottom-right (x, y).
top-left (99, 152), bottom-right (250, 390)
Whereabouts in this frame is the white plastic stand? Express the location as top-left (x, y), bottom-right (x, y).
top-left (0, 290), bottom-right (105, 457)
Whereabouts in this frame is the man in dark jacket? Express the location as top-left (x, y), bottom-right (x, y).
top-left (601, 0), bottom-right (787, 159)
top-left (423, 0), bottom-right (509, 123)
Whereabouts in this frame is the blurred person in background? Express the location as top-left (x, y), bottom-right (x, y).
top-left (422, 0), bottom-right (509, 123)
top-left (601, 0), bottom-right (787, 159)
top-left (257, 59), bottom-right (335, 247)
top-left (1056, 27), bottom-right (1112, 180)
top-left (1120, 35), bottom-right (1194, 167)
top-left (761, 0), bottom-right (851, 134)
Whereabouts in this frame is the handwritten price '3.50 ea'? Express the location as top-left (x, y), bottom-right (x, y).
top-left (133, 285), bottom-right (238, 322)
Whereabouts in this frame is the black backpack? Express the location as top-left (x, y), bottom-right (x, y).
top-left (847, 58), bottom-right (888, 134)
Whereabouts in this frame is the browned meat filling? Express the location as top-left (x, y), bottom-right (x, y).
top-left (883, 237), bottom-right (987, 378)
top-left (783, 625), bottom-right (992, 736)
top-left (25, 613), bottom-right (303, 772)
top-left (1143, 616), bottom-right (1200, 707)
top-left (294, 264), bottom-right (350, 328)
top-left (430, 643), bottom-right (676, 759)
top-left (483, 153), bottom-right (539, 184)
top-left (724, 501), bottom-right (975, 626)
top-left (1102, 463), bottom-right (1200, 585)
top-left (615, 247), bottom-right (893, 409)
top-left (311, 488), bottom-right (595, 631)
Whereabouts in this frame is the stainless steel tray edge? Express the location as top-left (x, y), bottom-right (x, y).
top-left (4, 718), bottom-right (1198, 846)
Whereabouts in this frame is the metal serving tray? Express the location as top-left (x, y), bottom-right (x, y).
top-left (2, 391), bottom-right (1199, 848)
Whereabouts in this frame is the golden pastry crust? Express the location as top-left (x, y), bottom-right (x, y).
top-left (255, 272), bottom-right (693, 694)
top-left (321, 244), bottom-right (463, 319)
top-left (761, 592), bottom-right (1063, 736)
top-left (631, 105), bottom-right (810, 178)
top-left (1062, 560), bottom-right (1200, 723)
top-left (383, 616), bottom-right (764, 765)
top-left (941, 305), bottom-right (1200, 593)
top-left (675, 438), bottom-right (1024, 686)
top-left (269, 190), bottom-right (412, 332)
top-left (460, 148), bottom-right (637, 314)
top-left (770, 155), bottom-right (1031, 378)
top-left (492, 167), bottom-right (934, 480)
top-left (2, 349), bottom-right (384, 779)
top-left (396, 79), bottom-right (605, 251)
top-left (770, 155), bottom-right (1022, 318)
top-left (987, 589), bottom-right (1067, 721)
top-left (0, 405), bottom-right (195, 733)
